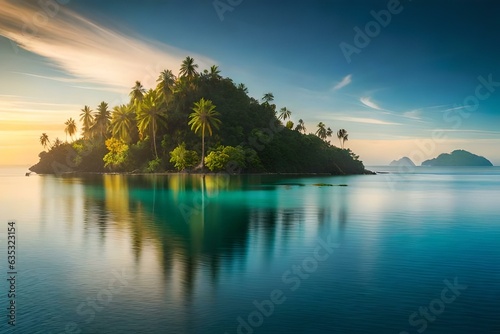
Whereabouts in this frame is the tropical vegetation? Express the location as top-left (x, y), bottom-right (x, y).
top-left (30, 57), bottom-right (367, 175)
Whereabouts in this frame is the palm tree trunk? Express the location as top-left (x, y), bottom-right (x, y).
top-left (152, 120), bottom-right (158, 159)
top-left (201, 126), bottom-right (205, 169)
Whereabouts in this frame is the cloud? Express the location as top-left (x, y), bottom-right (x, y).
top-left (13, 72), bottom-right (84, 83)
top-left (442, 105), bottom-right (467, 112)
top-left (0, 0), bottom-right (215, 93)
top-left (0, 95), bottom-right (81, 121)
top-left (403, 109), bottom-right (422, 120)
top-left (360, 97), bottom-right (383, 110)
top-left (332, 74), bottom-right (352, 90)
top-left (333, 116), bottom-right (401, 125)
top-left (431, 129), bottom-right (500, 135)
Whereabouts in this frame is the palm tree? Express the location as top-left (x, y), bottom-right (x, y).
top-left (64, 118), bottom-right (77, 142)
top-left (179, 56), bottom-right (198, 79)
top-left (188, 98), bottom-right (221, 169)
top-left (53, 137), bottom-right (63, 147)
top-left (111, 104), bottom-right (136, 144)
top-left (326, 127), bottom-right (333, 140)
top-left (156, 69), bottom-right (176, 104)
top-left (39, 133), bottom-right (51, 150)
top-left (137, 90), bottom-right (165, 158)
top-left (295, 119), bottom-right (306, 134)
top-left (278, 107), bottom-right (291, 121)
top-left (209, 65), bottom-right (221, 80)
top-left (79, 105), bottom-right (94, 139)
top-left (337, 129), bottom-right (349, 149)
top-left (130, 81), bottom-right (146, 106)
top-left (237, 83), bottom-right (249, 94)
top-left (315, 122), bottom-right (327, 140)
top-left (261, 92), bottom-right (274, 104)
top-left (92, 102), bottom-right (111, 140)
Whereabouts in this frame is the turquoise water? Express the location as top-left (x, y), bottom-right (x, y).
top-left (0, 166), bottom-right (499, 333)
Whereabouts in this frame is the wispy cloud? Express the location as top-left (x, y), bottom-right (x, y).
top-left (0, 96), bottom-right (81, 120)
top-left (0, 0), bottom-right (215, 93)
top-left (13, 72), bottom-right (83, 83)
top-left (360, 97), bottom-right (383, 110)
top-left (441, 105), bottom-right (467, 112)
top-left (399, 104), bottom-right (455, 122)
top-left (333, 116), bottom-right (401, 125)
top-left (403, 109), bottom-right (422, 120)
top-left (431, 129), bottom-right (500, 135)
top-left (332, 74), bottom-right (352, 91)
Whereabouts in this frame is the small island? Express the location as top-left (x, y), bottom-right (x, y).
top-left (389, 157), bottom-right (416, 167)
top-left (422, 150), bottom-right (493, 167)
top-left (30, 57), bottom-right (369, 175)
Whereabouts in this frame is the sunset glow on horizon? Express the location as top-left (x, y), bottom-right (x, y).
top-left (1, 0), bottom-right (499, 166)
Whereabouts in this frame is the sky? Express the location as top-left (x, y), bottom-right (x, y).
top-left (1, 0), bottom-right (499, 166)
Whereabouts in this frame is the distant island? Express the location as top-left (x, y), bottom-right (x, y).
top-left (30, 57), bottom-right (369, 175)
top-left (389, 157), bottom-right (415, 167)
top-left (422, 150), bottom-right (493, 167)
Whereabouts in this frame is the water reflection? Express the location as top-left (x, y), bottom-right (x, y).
top-left (39, 173), bottom-right (349, 303)
top-left (18, 168), bottom-right (500, 333)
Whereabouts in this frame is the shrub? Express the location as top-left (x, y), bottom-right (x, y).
top-left (205, 145), bottom-right (246, 172)
top-left (103, 138), bottom-right (129, 171)
top-left (169, 143), bottom-right (199, 171)
top-left (146, 157), bottom-right (162, 173)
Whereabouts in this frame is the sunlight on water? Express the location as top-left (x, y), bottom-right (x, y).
top-left (0, 167), bottom-right (499, 333)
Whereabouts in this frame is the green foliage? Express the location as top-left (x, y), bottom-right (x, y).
top-left (124, 140), bottom-right (153, 171)
top-left (31, 57), bottom-right (367, 175)
top-left (257, 129), bottom-right (365, 174)
top-left (137, 89), bottom-right (166, 158)
top-left (29, 142), bottom-right (78, 174)
top-left (92, 102), bottom-right (111, 140)
top-left (103, 138), bottom-right (129, 171)
top-left (205, 145), bottom-right (246, 172)
top-left (71, 140), bottom-right (107, 172)
top-left (169, 143), bottom-right (199, 171)
top-left (189, 98), bottom-right (222, 168)
top-left (79, 106), bottom-right (94, 140)
top-left (72, 142), bottom-right (85, 166)
top-left (146, 157), bottom-right (163, 173)
top-left (244, 147), bottom-right (263, 172)
top-left (111, 104), bottom-right (136, 144)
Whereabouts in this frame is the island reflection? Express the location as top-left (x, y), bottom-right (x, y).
top-left (41, 174), bottom-right (348, 302)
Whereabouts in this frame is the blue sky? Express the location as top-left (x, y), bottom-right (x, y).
top-left (1, 0), bottom-right (499, 165)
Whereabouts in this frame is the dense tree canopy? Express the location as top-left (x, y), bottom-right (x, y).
top-left (30, 58), bottom-right (368, 175)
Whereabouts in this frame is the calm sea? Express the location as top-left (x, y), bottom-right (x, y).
top-left (0, 166), bottom-right (499, 333)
